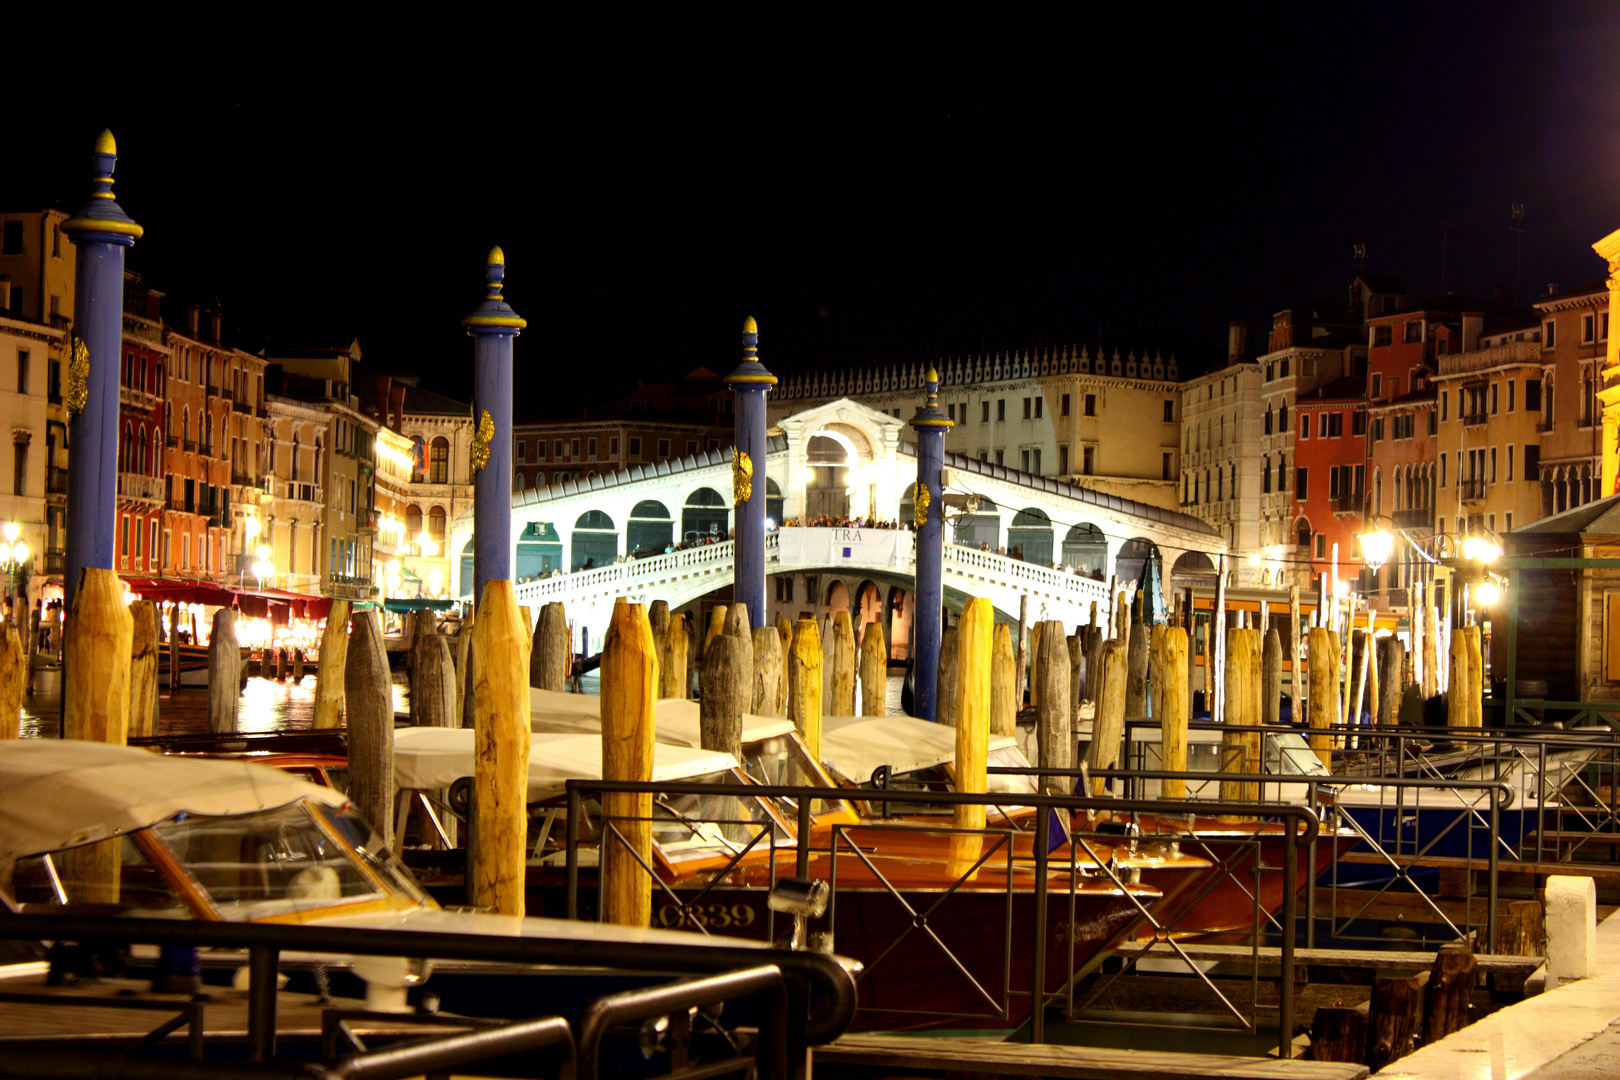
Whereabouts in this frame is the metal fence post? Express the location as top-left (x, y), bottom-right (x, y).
top-left (248, 943), bottom-right (278, 1062)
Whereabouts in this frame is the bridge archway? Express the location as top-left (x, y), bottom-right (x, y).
top-left (1009, 507), bottom-right (1053, 565)
top-left (954, 495), bottom-right (1000, 550)
top-left (855, 578), bottom-right (883, 629)
top-left (826, 578), bottom-right (851, 614)
top-left (572, 510), bottom-right (617, 570)
top-left (682, 487), bottom-right (729, 542)
top-left (899, 482), bottom-right (917, 527)
top-left (886, 586), bottom-right (912, 660)
top-left (517, 522), bottom-right (562, 579)
top-left (805, 434), bottom-right (854, 519)
top-left (1061, 523), bottom-right (1107, 579)
top-left (628, 499), bottom-right (673, 556)
top-left (1117, 537), bottom-right (1159, 588)
top-left (765, 478), bottom-right (784, 524)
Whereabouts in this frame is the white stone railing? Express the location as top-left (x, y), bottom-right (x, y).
top-left (515, 540), bottom-right (736, 609)
top-left (943, 543), bottom-right (1111, 609)
top-left (1437, 339), bottom-right (1542, 376)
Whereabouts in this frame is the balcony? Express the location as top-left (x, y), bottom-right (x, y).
top-left (119, 384), bottom-right (158, 411)
top-left (1331, 491), bottom-right (1365, 515)
top-left (280, 481), bottom-right (323, 505)
top-left (1437, 339), bottom-right (1542, 376)
top-left (1459, 478), bottom-right (1486, 502)
top-left (116, 471), bottom-right (164, 507)
top-left (45, 467), bottom-right (68, 496)
top-left (1392, 507), bottom-right (1434, 530)
top-left (1461, 411), bottom-right (1488, 427)
top-left (166, 434), bottom-right (181, 449)
top-left (45, 552), bottom-right (63, 573)
top-left (1538, 419), bottom-right (1555, 433)
top-left (231, 469), bottom-right (255, 487)
top-left (232, 398), bottom-right (252, 414)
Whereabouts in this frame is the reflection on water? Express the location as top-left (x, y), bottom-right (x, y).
top-left (21, 669), bottom-right (412, 739)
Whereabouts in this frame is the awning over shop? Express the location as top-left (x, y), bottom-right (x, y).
top-left (121, 578), bottom-right (334, 623)
top-left (382, 598), bottom-right (457, 613)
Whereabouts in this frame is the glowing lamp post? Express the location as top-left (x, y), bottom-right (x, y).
top-left (0, 523), bottom-right (30, 617)
top-left (252, 545), bottom-right (274, 590)
top-left (419, 531), bottom-right (439, 558)
top-left (1358, 528), bottom-right (1394, 573)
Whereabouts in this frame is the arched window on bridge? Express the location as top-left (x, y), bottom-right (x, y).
top-left (766, 478), bottom-right (784, 525)
top-left (899, 483), bottom-right (917, 527)
top-left (1061, 523), bottom-right (1107, 579)
top-left (1171, 550), bottom-right (1216, 581)
top-left (1116, 537), bottom-right (1159, 590)
top-left (572, 509), bottom-right (617, 570)
top-left (952, 495), bottom-right (999, 550)
top-left (628, 499), bottom-right (673, 555)
top-left (682, 487), bottom-right (729, 542)
top-left (1008, 508), bottom-right (1053, 565)
top-left (459, 538), bottom-right (474, 599)
top-left (517, 521), bottom-right (562, 579)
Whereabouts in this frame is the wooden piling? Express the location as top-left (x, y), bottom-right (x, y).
top-left (952, 598), bottom-right (994, 870)
top-left (125, 601), bottom-right (159, 740)
top-left (859, 620), bottom-right (886, 717)
top-left (1085, 623), bottom-right (1105, 708)
top-left (1015, 593), bottom-right (1029, 707)
top-left (1367, 971), bottom-right (1428, 1072)
top-left (456, 609), bottom-right (475, 727)
top-left (1424, 944), bottom-right (1477, 1042)
top-left (1307, 627), bottom-right (1338, 769)
top-left (1086, 641), bottom-right (1127, 794)
top-left (24, 608), bottom-right (37, 696)
top-left (1464, 625), bottom-right (1483, 728)
top-left (1448, 626), bottom-right (1471, 729)
top-left (0, 625), bottom-right (24, 740)
top-left (648, 600), bottom-right (669, 688)
top-left (1125, 614), bottom-right (1148, 717)
top-left (704, 604), bottom-right (727, 657)
top-left (61, 568), bottom-right (133, 901)
top-left (791, 618), bottom-right (823, 761)
top-left (991, 623), bottom-right (1016, 737)
top-left (1261, 628), bottom-right (1282, 727)
top-left (1148, 624), bottom-right (1165, 720)
top-left (700, 632), bottom-right (746, 761)
top-left (1028, 621), bottom-right (1043, 709)
top-left (1211, 554), bottom-right (1227, 722)
top-left (345, 609), bottom-right (395, 851)
top-left (936, 625), bottom-right (959, 726)
top-left (1422, 592), bottom-right (1440, 699)
top-left (727, 601), bottom-right (754, 692)
top-left (1159, 628), bottom-right (1189, 798)
top-left (1288, 585), bottom-right (1302, 724)
top-left (1378, 638), bottom-right (1403, 728)
top-left (1350, 629), bottom-right (1371, 729)
top-left (1220, 628), bottom-right (1260, 805)
top-left (532, 602), bottom-right (570, 691)
top-left (751, 625), bottom-right (782, 717)
top-left (312, 600), bottom-right (352, 729)
top-left (1035, 619), bottom-right (1071, 796)
top-left (830, 611), bottom-right (856, 716)
top-left (662, 612), bottom-right (689, 700)
top-left (1068, 631), bottom-right (1084, 721)
top-left (415, 629), bottom-right (458, 728)
top-left (168, 601), bottom-right (180, 693)
top-left (207, 609), bottom-right (241, 734)
top-left (599, 599), bottom-right (655, 927)
top-left (274, 645), bottom-right (287, 683)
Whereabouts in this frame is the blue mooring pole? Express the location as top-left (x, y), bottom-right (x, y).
top-left (462, 247), bottom-right (525, 607)
top-left (726, 317), bottom-right (774, 630)
top-left (60, 130), bottom-right (141, 617)
top-left (909, 368), bottom-right (952, 721)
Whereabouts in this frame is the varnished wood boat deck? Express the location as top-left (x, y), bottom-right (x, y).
top-left (815, 1034), bottom-right (1369, 1078)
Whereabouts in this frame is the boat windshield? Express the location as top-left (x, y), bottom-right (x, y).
top-left (153, 801), bottom-right (403, 920)
top-left (576, 771), bottom-right (791, 866)
top-left (1266, 732), bottom-right (1329, 777)
top-left (10, 836), bottom-right (193, 917)
top-left (740, 734), bottom-right (856, 821)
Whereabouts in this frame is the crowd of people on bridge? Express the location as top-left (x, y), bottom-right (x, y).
top-left (778, 515), bottom-right (902, 530)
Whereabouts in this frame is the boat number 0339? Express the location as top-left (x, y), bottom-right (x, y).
top-left (655, 903), bottom-right (758, 930)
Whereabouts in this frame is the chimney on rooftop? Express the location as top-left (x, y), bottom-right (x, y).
top-left (187, 304), bottom-right (200, 335)
top-left (1548, 283), bottom-right (1560, 296)
top-left (1228, 321), bottom-right (1247, 364)
top-left (211, 312), bottom-right (222, 341)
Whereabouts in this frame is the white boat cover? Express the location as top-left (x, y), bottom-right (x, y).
top-left (819, 714), bottom-right (1018, 783)
top-left (528, 689), bottom-right (797, 746)
top-left (393, 728), bottom-right (738, 800)
top-left (0, 739), bottom-right (346, 865)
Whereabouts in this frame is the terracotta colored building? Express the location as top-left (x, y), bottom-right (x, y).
top-left (116, 275), bottom-right (167, 578)
top-left (1292, 377), bottom-right (1365, 585)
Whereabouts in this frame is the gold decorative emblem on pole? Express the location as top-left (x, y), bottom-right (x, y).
top-left (914, 483), bottom-right (931, 529)
top-left (732, 448), bottom-right (753, 504)
top-left (470, 409), bottom-right (493, 473)
top-left (66, 336), bottom-right (89, 419)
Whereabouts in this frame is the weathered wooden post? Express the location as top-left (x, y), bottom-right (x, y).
top-left (207, 609), bottom-right (241, 733)
top-left (752, 625), bottom-right (782, 716)
top-left (701, 631), bottom-right (746, 761)
top-left (313, 600), bottom-right (352, 729)
top-left (414, 628), bottom-right (457, 728)
top-left (991, 623), bottom-right (1017, 737)
top-left (1028, 620), bottom-right (1043, 709)
top-left (936, 624), bottom-right (959, 726)
top-left (648, 600), bottom-right (669, 687)
top-left (830, 610), bottom-right (856, 716)
top-left (1016, 594), bottom-right (1031, 706)
top-left (1448, 625), bottom-right (1470, 728)
top-left (345, 609), bottom-right (394, 848)
top-left (1125, 609), bottom-right (1149, 717)
top-left (1035, 619), bottom-right (1071, 796)
top-left (1087, 641), bottom-right (1127, 795)
top-left (1068, 631), bottom-right (1084, 719)
top-left (1148, 624), bottom-right (1166, 720)
top-left (1349, 628), bottom-right (1371, 729)
top-left (728, 317), bottom-right (774, 631)
top-left (952, 598), bottom-right (993, 875)
top-left (1464, 624), bottom-right (1483, 728)
top-left (662, 612), bottom-right (689, 700)
top-left (1160, 628), bottom-right (1190, 798)
top-left (1262, 628), bottom-right (1282, 727)
top-left (1086, 623), bottom-right (1105, 707)
top-left (909, 368), bottom-right (952, 720)
top-left (728, 602), bottom-right (755, 697)
top-left (859, 620), bottom-right (886, 717)
top-left (791, 618), bottom-right (824, 760)
top-left (470, 581), bottom-right (531, 915)
top-left (532, 601), bottom-right (569, 691)
top-left (704, 605), bottom-right (727, 658)
top-left (1308, 627), bottom-right (1338, 769)
top-left (24, 607), bottom-right (38, 696)
top-left (127, 601), bottom-right (159, 739)
top-left (1288, 584), bottom-right (1302, 724)
top-left (456, 608), bottom-right (475, 726)
top-left (1221, 628), bottom-right (1260, 805)
top-left (1211, 553), bottom-right (1227, 722)
top-left (1378, 637), bottom-right (1403, 728)
top-left (61, 569), bottom-right (132, 899)
top-left (274, 645), bottom-right (287, 683)
top-left (0, 625), bottom-right (25, 740)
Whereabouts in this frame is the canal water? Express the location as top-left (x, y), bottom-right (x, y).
top-left (20, 670), bottom-right (907, 738)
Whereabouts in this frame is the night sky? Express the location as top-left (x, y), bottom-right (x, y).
top-left (6, 4), bottom-right (1619, 418)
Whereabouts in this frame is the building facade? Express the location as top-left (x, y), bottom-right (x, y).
top-left (117, 276), bottom-right (168, 580)
top-left (398, 381), bottom-right (473, 600)
top-left (1534, 282), bottom-right (1609, 516)
top-left (0, 309), bottom-right (59, 613)
top-left (1179, 352), bottom-right (1263, 581)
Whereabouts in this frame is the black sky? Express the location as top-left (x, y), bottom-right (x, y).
top-left (6, 4), bottom-right (1619, 418)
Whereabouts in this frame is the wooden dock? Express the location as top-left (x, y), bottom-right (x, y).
top-left (814, 1034), bottom-right (1368, 1079)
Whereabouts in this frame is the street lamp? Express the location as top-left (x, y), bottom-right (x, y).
top-left (1357, 528), bottom-right (1394, 573)
top-left (418, 530), bottom-right (439, 558)
top-left (1474, 580), bottom-right (1502, 606)
top-left (0, 522), bottom-right (29, 619)
top-left (252, 544), bottom-right (274, 589)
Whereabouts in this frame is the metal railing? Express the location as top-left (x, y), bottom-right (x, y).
top-left (1458, 477), bottom-right (1485, 500)
top-left (0, 912), bottom-right (848, 1080)
top-left (563, 777), bottom-right (1317, 1053)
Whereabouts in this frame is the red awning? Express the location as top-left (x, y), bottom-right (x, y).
top-left (121, 578), bottom-right (333, 623)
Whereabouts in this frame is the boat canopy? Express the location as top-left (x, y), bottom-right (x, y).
top-left (0, 740), bottom-right (345, 867)
top-left (393, 728), bottom-right (739, 799)
top-left (527, 689), bottom-right (798, 746)
top-left (820, 714), bottom-right (1019, 785)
